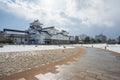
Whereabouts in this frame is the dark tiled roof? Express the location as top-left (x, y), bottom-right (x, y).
top-left (4, 29), bottom-right (28, 33)
top-left (41, 31), bottom-right (52, 36)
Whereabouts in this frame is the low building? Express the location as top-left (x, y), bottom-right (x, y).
top-left (118, 36), bottom-right (120, 44)
top-left (69, 36), bottom-right (75, 44)
top-left (0, 31), bottom-right (6, 43)
top-left (3, 29), bottom-right (29, 44)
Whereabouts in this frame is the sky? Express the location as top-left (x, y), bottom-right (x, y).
top-left (0, 0), bottom-right (120, 39)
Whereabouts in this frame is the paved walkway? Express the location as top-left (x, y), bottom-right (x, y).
top-left (35, 47), bottom-right (120, 80)
top-left (2, 47), bottom-right (120, 80)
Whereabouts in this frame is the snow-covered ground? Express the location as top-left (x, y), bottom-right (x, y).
top-left (0, 44), bottom-right (120, 53)
top-left (0, 45), bottom-right (74, 52)
top-left (80, 44), bottom-right (120, 53)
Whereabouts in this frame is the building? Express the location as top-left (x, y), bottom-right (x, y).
top-left (0, 31), bottom-right (5, 43)
top-left (2, 20), bottom-right (70, 45)
top-left (28, 20), bottom-right (70, 44)
top-left (118, 36), bottom-right (120, 44)
top-left (3, 29), bottom-right (29, 44)
top-left (95, 34), bottom-right (107, 43)
top-left (69, 36), bottom-right (82, 44)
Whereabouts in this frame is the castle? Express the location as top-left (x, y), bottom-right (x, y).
top-left (3, 20), bottom-right (71, 45)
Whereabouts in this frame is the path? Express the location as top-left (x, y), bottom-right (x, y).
top-left (35, 47), bottom-right (120, 80)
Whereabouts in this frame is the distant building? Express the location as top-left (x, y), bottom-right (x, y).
top-left (2, 20), bottom-right (70, 45)
top-left (69, 36), bottom-right (75, 44)
top-left (79, 34), bottom-right (87, 41)
top-left (0, 31), bottom-right (5, 43)
top-left (95, 34), bottom-right (107, 43)
top-left (118, 36), bottom-right (120, 44)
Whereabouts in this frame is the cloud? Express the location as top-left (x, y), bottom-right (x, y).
top-left (0, 0), bottom-right (120, 32)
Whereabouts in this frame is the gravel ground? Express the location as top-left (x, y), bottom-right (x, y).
top-left (0, 47), bottom-right (79, 78)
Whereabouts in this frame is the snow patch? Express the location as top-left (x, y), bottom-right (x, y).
top-left (80, 44), bottom-right (120, 53)
top-left (0, 45), bottom-right (74, 52)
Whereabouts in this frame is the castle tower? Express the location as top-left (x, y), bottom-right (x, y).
top-left (30, 19), bottom-right (43, 29)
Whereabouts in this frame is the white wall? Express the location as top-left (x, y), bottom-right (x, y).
top-left (51, 34), bottom-right (69, 40)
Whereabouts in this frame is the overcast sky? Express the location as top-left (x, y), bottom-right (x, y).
top-left (0, 0), bottom-right (120, 39)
